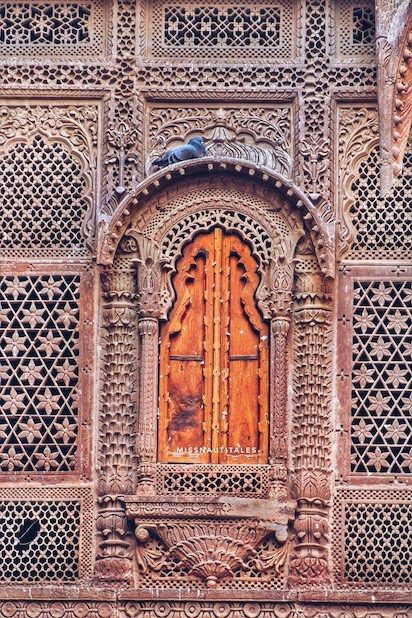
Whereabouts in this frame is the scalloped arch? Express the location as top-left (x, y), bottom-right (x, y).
top-left (97, 157), bottom-right (334, 277)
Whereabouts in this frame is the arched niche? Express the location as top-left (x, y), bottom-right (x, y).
top-left (96, 161), bottom-right (334, 588)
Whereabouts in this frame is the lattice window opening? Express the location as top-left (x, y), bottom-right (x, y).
top-left (146, 0), bottom-right (297, 62)
top-left (0, 135), bottom-right (89, 255)
top-left (0, 3), bottom-right (90, 45)
top-left (334, 0), bottom-right (376, 62)
top-left (0, 275), bottom-right (81, 474)
top-left (163, 6), bottom-right (282, 48)
top-left (0, 499), bottom-right (80, 582)
top-left (351, 280), bottom-right (412, 475)
top-left (352, 6), bottom-right (375, 45)
top-left (347, 142), bottom-right (412, 260)
top-left (0, 1), bottom-right (108, 59)
top-left (343, 501), bottom-right (412, 584)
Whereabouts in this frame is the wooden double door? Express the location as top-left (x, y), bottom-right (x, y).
top-left (158, 228), bottom-right (269, 464)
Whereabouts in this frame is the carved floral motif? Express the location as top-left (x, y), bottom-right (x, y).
top-left (337, 107), bottom-right (379, 257)
top-left (146, 106), bottom-right (292, 176)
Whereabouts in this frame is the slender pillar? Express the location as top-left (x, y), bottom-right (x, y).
top-left (136, 317), bottom-right (159, 494)
top-left (270, 316), bottom-right (290, 466)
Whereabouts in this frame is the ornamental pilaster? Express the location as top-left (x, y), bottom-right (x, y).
top-left (289, 270), bottom-right (333, 586)
top-left (95, 267), bottom-right (138, 582)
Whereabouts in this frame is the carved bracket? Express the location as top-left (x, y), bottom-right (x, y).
top-left (126, 495), bottom-right (295, 588)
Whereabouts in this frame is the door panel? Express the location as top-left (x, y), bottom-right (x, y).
top-left (158, 228), bottom-right (269, 464)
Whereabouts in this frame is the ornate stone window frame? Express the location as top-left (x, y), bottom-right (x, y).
top-left (96, 159), bottom-right (334, 587)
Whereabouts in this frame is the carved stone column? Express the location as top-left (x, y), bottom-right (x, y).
top-left (270, 316), bottom-right (290, 467)
top-left (135, 237), bottom-right (165, 494)
top-left (95, 267), bottom-right (138, 582)
top-left (289, 270), bottom-right (333, 586)
top-left (258, 255), bottom-right (293, 496)
top-left (136, 317), bottom-right (158, 493)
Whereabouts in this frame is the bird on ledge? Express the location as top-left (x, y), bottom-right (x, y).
top-left (152, 136), bottom-right (207, 168)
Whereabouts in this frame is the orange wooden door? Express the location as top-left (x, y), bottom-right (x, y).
top-left (158, 229), bottom-right (269, 464)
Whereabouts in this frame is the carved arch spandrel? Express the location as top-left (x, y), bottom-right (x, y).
top-left (337, 106), bottom-right (379, 258)
top-left (120, 177), bottom-right (304, 322)
top-left (97, 158), bottom-right (335, 278)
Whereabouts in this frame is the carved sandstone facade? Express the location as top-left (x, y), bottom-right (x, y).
top-left (0, 0), bottom-right (411, 616)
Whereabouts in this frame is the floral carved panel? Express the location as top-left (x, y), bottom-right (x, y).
top-left (144, 104), bottom-right (293, 177)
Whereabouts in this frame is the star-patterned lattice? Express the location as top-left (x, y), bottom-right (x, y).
top-left (0, 275), bottom-right (80, 473)
top-left (351, 280), bottom-right (412, 474)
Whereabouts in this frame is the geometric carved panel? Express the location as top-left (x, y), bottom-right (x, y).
top-left (333, 487), bottom-right (412, 586)
top-left (155, 463), bottom-right (271, 497)
top-left (0, 486), bottom-right (93, 582)
top-left (142, 0), bottom-right (299, 62)
top-left (347, 141), bottom-right (412, 260)
top-left (0, 137), bottom-right (86, 251)
top-left (0, 268), bottom-right (93, 479)
top-left (0, 1), bottom-right (109, 59)
top-left (337, 267), bottom-right (412, 479)
top-left (351, 280), bottom-right (412, 474)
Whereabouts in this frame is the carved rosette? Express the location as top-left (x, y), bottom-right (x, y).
top-left (289, 271), bottom-right (333, 586)
top-left (95, 267), bottom-right (139, 582)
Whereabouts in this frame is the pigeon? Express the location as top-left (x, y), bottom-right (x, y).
top-left (152, 136), bottom-right (207, 168)
top-left (14, 518), bottom-right (41, 551)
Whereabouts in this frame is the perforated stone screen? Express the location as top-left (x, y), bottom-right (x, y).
top-left (0, 268), bottom-right (93, 480)
top-left (143, 0), bottom-right (299, 62)
top-left (337, 267), bottom-right (412, 479)
top-left (0, 1), bottom-right (109, 59)
top-left (334, 0), bottom-right (375, 62)
top-left (333, 487), bottom-right (412, 586)
top-left (0, 486), bottom-right (93, 583)
top-left (348, 143), bottom-right (412, 260)
top-left (156, 464), bottom-right (272, 496)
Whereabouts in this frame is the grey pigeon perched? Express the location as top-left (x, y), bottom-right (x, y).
top-left (153, 136), bottom-right (207, 168)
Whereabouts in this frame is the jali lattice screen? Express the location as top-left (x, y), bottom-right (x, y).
top-left (338, 267), bottom-right (412, 478)
top-left (0, 268), bottom-right (93, 479)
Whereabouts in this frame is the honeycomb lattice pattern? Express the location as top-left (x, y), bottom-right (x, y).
top-left (0, 275), bottom-right (80, 473)
top-left (156, 464), bottom-right (270, 496)
top-left (351, 280), bottom-right (412, 475)
top-left (344, 501), bottom-right (412, 584)
top-left (336, 0), bottom-right (375, 61)
top-left (348, 144), bottom-right (412, 260)
top-left (147, 0), bottom-right (296, 62)
top-left (0, 500), bottom-right (80, 582)
top-left (0, 136), bottom-right (87, 255)
top-left (0, 1), bottom-right (108, 58)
